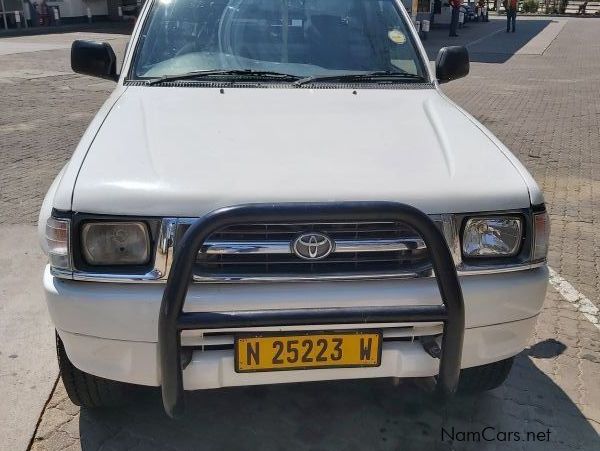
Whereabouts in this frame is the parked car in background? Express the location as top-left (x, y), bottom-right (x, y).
top-left (461, 1), bottom-right (478, 21)
top-left (121, 0), bottom-right (141, 16)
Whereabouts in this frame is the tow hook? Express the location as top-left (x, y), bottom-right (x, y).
top-left (421, 336), bottom-right (442, 359)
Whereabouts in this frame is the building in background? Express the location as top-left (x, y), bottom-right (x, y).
top-left (50, 0), bottom-right (144, 22)
top-left (1, 0), bottom-right (28, 29)
top-left (1, 0), bottom-right (143, 29)
top-left (403, 0), bottom-right (499, 27)
top-left (46, 0), bottom-right (108, 23)
top-left (401, 0), bottom-right (456, 26)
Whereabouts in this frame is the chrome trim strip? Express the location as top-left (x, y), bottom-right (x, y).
top-left (334, 238), bottom-right (426, 253)
top-left (53, 267), bottom-right (165, 283)
top-left (158, 217), bottom-right (177, 279)
top-left (199, 238), bottom-right (426, 255)
top-left (192, 271), bottom-right (423, 283)
top-left (439, 214), bottom-right (462, 267)
top-left (54, 261), bottom-right (547, 284)
top-left (202, 241), bottom-right (291, 255)
top-left (177, 219), bottom-right (420, 226)
top-left (456, 261), bottom-right (546, 276)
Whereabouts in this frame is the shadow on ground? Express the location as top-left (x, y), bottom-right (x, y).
top-left (76, 343), bottom-right (597, 451)
top-left (424, 19), bottom-right (557, 63)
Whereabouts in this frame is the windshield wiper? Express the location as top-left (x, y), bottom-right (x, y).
top-left (293, 71), bottom-right (426, 87)
top-left (148, 69), bottom-right (301, 85)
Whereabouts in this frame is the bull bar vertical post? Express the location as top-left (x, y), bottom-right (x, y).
top-left (158, 202), bottom-right (464, 418)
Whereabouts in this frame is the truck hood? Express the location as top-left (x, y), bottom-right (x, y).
top-left (72, 87), bottom-right (531, 216)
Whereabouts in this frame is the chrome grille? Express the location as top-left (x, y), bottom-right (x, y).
top-left (178, 221), bottom-right (432, 281)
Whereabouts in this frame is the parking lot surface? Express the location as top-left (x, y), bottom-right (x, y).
top-left (1, 16), bottom-right (598, 451)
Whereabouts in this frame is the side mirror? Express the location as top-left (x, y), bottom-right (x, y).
top-left (435, 46), bottom-right (469, 83)
top-left (71, 40), bottom-right (118, 81)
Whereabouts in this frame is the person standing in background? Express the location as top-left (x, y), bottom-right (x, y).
top-left (449, 0), bottom-right (460, 37)
top-left (23, 0), bottom-right (32, 27)
top-left (477, 0), bottom-right (485, 20)
top-left (31, 1), bottom-right (39, 26)
top-left (505, 0), bottom-right (517, 32)
top-left (433, 0), bottom-right (442, 23)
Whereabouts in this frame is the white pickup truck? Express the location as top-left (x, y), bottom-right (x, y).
top-left (39, 0), bottom-right (549, 417)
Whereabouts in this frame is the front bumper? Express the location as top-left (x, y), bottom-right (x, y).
top-left (58, 315), bottom-right (537, 388)
top-left (45, 265), bottom-right (548, 342)
top-left (47, 266), bottom-right (547, 389)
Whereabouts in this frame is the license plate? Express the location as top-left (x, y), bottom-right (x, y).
top-left (235, 331), bottom-right (382, 373)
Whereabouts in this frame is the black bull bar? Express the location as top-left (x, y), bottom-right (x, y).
top-left (159, 202), bottom-right (465, 418)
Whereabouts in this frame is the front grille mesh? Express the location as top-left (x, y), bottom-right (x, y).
top-left (180, 222), bottom-right (432, 280)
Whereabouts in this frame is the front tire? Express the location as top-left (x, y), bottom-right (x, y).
top-left (458, 357), bottom-right (514, 394)
top-left (56, 332), bottom-right (130, 408)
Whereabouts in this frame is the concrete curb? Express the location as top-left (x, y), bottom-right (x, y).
top-left (0, 226), bottom-right (58, 451)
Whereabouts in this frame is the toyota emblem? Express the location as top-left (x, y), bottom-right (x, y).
top-left (292, 233), bottom-right (334, 260)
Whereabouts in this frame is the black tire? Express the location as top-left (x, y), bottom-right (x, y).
top-left (458, 357), bottom-right (514, 394)
top-left (56, 332), bottom-right (130, 408)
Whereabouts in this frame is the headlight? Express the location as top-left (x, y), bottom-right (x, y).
top-left (532, 210), bottom-right (550, 261)
top-left (462, 216), bottom-right (523, 258)
top-left (81, 222), bottom-right (150, 266)
top-left (45, 217), bottom-right (71, 269)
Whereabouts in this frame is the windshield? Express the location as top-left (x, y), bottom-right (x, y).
top-left (131, 0), bottom-right (428, 82)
